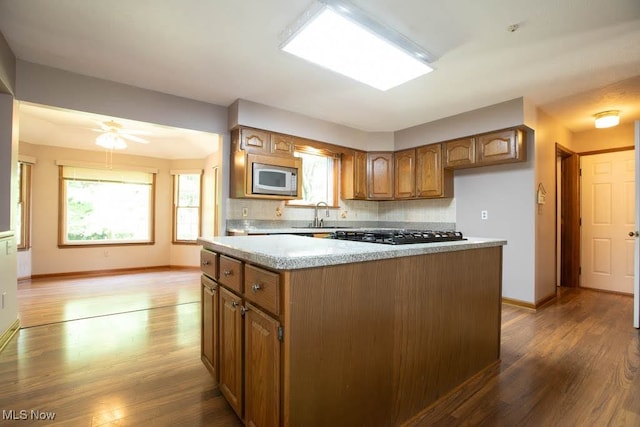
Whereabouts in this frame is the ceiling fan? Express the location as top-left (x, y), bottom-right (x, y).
top-left (93, 120), bottom-right (150, 150)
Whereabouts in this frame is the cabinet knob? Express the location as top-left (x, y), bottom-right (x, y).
top-left (223, 270), bottom-right (233, 277)
top-left (201, 260), bottom-right (210, 266)
top-left (241, 306), bottom-right (249, 316)
top-left (251, 283), bottom-right (262, 293)
top-left (232, 301), bottom-right (239, 308)
top-left (629, 231), bottom-right (639, 237)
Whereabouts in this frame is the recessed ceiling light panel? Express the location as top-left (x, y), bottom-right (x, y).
top-left (280, 0), bottom-right (434, 91)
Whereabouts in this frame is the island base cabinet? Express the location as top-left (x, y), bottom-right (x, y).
top-left (282, 247), bottom-right (503, 426)
top-left (244, 303), bottom-right (281, 427)
top-left (219, 287), bottom-right (243, 419)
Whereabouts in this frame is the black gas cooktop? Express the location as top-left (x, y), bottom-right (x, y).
top-left (328, 229), bottom-right (465, 245)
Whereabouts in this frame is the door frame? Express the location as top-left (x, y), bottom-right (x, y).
top-left (556, 144), bottom-right (580, 287)
top-left (635, 120), bottom-right (639, 328)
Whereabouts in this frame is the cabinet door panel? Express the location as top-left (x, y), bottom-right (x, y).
top-left (219, 287), bottom-right (244, 418)
top-left (201, 275), bottom-right (219, 381)
top-left (245, 304), bottom-right (280, 427)
top-left (341, 150), bottom-right (367, 200)
top-left (477, 129), bottom-right (522, 164)
top-left (367, 152), bottom-right (394, 200)
top-left (394, 149), bottom-right (415, 199)
top-left (444, 138), bottom-right (475, 168)
top-left (416, 144), bottom-right (442, 197)
top-left (270, 133), bottom-right (295, 156)
top-left (242, 128), bottom-right (269, 152)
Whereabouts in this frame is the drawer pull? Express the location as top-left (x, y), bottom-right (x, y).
top-left (223, 270), bottom-right (233, 277)
top-left (251, 283), bottom-right (262, 293)
top-left (201, 260), bottom-right (211, 266)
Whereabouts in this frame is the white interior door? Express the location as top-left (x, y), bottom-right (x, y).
top-left (581, 150), bottom-right (635, 294)
top-left (635, 120), bottom-right (640, 328)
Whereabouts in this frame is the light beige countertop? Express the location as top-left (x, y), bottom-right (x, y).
top-left (198, 234), bottom-right (506, 270)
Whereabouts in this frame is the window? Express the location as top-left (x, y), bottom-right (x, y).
top-left (172, 171), bottom-right (202, 243)
top-left (16, 161), bottom-right (32, 250)
top-left (289, 146), bottom-right (339, 207)
top-left (59, 164), bottom-right (156, 246)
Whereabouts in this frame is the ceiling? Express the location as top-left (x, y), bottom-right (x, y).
top-left (1, 0), bottom-right (639, 157)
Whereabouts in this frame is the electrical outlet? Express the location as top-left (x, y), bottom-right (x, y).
top-left (242, 207), bottom-right (248, 217)
top-left (481, 210), bottom-right (488, 220)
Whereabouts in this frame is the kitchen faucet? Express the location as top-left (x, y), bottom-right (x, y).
top-left (312, 201), bottom-right (329, 228)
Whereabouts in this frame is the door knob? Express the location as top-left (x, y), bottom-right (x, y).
top-left (629, 231), bottom-right (639, 237)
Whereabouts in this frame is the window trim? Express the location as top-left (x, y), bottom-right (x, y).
top-left (17, 161), bottom-right (32, 251)
top-left (171, 170), bottom-right (203, 244)
top-left (57, 164), bottom-right (157, 248)
top-left (288, 144), bottom-right (340, 208)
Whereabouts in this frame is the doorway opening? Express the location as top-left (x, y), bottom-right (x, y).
top-left (556, 144), bottom-right (580, 288)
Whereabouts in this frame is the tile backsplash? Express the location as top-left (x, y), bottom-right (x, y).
top-left (227, 197), bottom-right (456, 226)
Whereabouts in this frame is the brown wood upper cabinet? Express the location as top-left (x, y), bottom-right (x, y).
top-left (444, 128), bottom-right (526, 169)
top-left (230, 127), bottom-right (302, 200)
top-left (476, 128), bottom-right (524, 165)
top-left (444, 137), bottom-right (476, 168)
top-left (367, 152), bottom-right (394, 200)
top-left (416, 144), bottom-right (453, 198)
top-left (341, 149), bottom-right (367, 200)
top-left (394, 144), bottom-right (453, 199)
top-left (269, 133), bottom-right (295, 156)
top-left (239, 127), bottom-right (294, 157)
top-left (394, 149), bottom-right (416, 199)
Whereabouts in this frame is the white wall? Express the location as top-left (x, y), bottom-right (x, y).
top-left (16, 61), bottom-right (229, 135)
top-left (230, 99), bottom-right (395, 151)
top-left (19, 142), bottom-right (210, 276)
top-left (532, 109), bottom-right (573, 303)
top-left (455, 153), bottom-right (536, 302)
top-left (0, 31), bottom-right (15, 94)
top-left (394, 97), bottom-right (540, 303)
top-left (0, 93), bottom-right (15, 232)
top-left (570, 122), bottom-right (635, 153)
top-left (0, 93), bottom-right (18, 336)
top-left (394, 98), bottom-right (525, 150)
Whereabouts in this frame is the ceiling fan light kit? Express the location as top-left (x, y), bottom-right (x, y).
top-left (96, 132), bottom-right (127, 150)
top-left (93, 119), bottom-right (150, 150)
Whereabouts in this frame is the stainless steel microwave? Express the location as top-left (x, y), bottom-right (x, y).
top-left (252, 162), bottom-right (298, 196)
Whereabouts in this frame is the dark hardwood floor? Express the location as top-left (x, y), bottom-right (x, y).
top-left (1, 271), bottom-right (639, 426)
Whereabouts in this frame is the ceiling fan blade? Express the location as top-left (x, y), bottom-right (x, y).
top-left (94, 120), bottom-right (112, 131)
top-left (121, 133), bottom-right (149, 144)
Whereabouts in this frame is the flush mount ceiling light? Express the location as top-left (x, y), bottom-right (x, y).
top-left (594, 110), bottom-right (620, 129)
top-left (280, 0), bottom-right (435, 91)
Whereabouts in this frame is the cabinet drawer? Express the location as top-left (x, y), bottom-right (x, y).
top-left (200, 250), bottom-right (217, 279)
top-left (219, 255), bottom-right (243, 293)
top-left (201, 273), bottom-right (218, 291)
top-left (244, 264), bottom-right (280, 315)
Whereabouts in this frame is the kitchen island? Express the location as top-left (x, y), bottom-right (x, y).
top-left (198, 234), bottom-right (506, 427)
